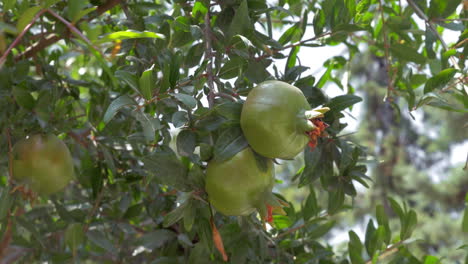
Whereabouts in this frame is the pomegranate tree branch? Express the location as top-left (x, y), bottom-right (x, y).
top-left (406, 0), bottom-right (467, 94)
top-left (204, 12), bottom-right (216, 108)
top-left (45, 9), bottom-right (103, 56)
top-left (364, 240), bottom-right (408, 264)
top-left (255, 31), bottom-right (332, 61)
top-left (0, 9), bottom-right (47, 68)
top-left (14, 0), bottom-right (123, 61)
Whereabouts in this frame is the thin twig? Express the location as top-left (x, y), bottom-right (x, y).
top-left (45, 9), bottom-right (103, 56)
top-left (0, 9), bottom-right (47, 67)
top-left (275, 213), bottom-right (329, 240)
top-left (0, 216), bottom-right (13, 260)
top-left (213, 92), bottom-right (238, 102)
top-left (14, 0), bottom-right (123, 61)
top-left (378, 0), bottom-right (395, 100)
top-left (452, 37), bottom-right (468, 49)
top-left (406, 0), bottom-right (462, 72)
top-left (16, 34), bottom-right (61, 61)
top-left (407, 0), bottom-right (467, 94)
top-left (255, 31), bottom-right (332, 61)
top-left (84, 188), bottom-right (105, 232)
top-left (204, 12), bottom-right (216, 108)
top-left (364, 240), bottom-right (407, 264)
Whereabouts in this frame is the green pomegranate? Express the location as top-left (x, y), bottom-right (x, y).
top-left (205, 148), bottom-right (282, 220)
top-left (12, 134), bottom-right (74, 195)
top-left (240, 80), bottom-right (329, 159)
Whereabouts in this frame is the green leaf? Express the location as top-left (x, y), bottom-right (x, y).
top-left (415, 93), bottom-right (468, 112)
top-left (230, 34), bottom-right (254, 49)
top-left (401, 209), bottom-right (418, 240)
top-left (376, 204), bottom-right (391, 244)
top-left (17, 6), bottom-right (42, 33)
top-left (219, 57), bottom-right (246, 79)
top-left (423, 256), bottom-right (441, 264)
top-left (303, 187), bottom-right (318, 220)
top-left (425, 25), bottom-right (437, 59)
top-left (199, 143), bottom-right (213, 161)
top-left (215, 102), bottom-right (243, 121)
top-left (213, 127), bottom-right (248, 162)
top-left (424, 68), bottom-right (457, 93)
top-left (71, 7), bottom-right (96, 23)
top-left (376, 204), bottom-right (388, 227)
top-left (348, 231), bottom-right (364, 264)
top-left (3, 0), bottom-right (16, 11)
top-left (308, 220), bottom-right (336, 239)
top-left (390, 44), bottom-right (426, 64)
top-left (334, 24), bottom-right (365, 33)
top-left (245, 59), bottom-right (271, 83)
top-left (115, 70), bottom-right (140, 94)
top-left (279, 23), bottom-right (301, 45)
top-left (172, 111), bottom-right (189, 128)
top-left (183, 201), bottom-right (196, 231)
top-left (87, 230), bottom-right (117, 253)
top-left (0, 21), bottom-right (17, 34)
top-left (133, 110), bottom-right (159, 142)
top-left (364, 219), bottom-right (376, 257)
top-left (428, 0), bottom-right (461, 19)
top-left (65, 223), bottom-right (85, 252)
top-left (143, 147), bottom-right (189, 191)
top-left (123, 203), bottom-right (143, 219)
top-left (192, 0), bottom-right (208, 18)
top-left (12, 86), bottom-right (35, 110)
top-left (355, 0), bottom-right (371, 22)
top-left (228, 0), bottom-right (252, 39)
top-left (327, 188), bottom-right (345, 214)
top-left (139, 65), bottom-right (154, 100)
top-left (286, 46), bottom-right (300, 70)
top-left (173, 93), bottom-right (197, 109)
top-left (103, 95), bottom-right (136, 123)
top-left (97, 30), bottom-right (165, 43)
top-left (370, 226), bottom-right (386, 257)
top-left (163, 203), bottom-right (187, 227)
top-left (136, 230), bottom-right (176, 250)
top-left (326, 94), bottom-right (362, 113)
top-left (313, 9), bottom-right (325, 35)
top-left (67, 0), bottom-right (88, 22)
top-left (16, 217), bottom-right (45, 247)
top-left (176, 129), bottom-right (197, 157)
top-left (299, 147), bottom-right (325, 187)
top-left (316, 66), bottom-right (331, 89)
top-left (388, 197), bottom-right (405, 221)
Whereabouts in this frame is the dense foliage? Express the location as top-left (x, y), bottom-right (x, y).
top-left (0, 0), bottom-right (467, 263)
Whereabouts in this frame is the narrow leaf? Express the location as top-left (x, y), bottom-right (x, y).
top-left (87, 230), bottom-right (116, 253)
top-left (103, 95), bottom-right (136, 123)
top-left (139, 66), bottom-right (154, 100)
top-left (424, 68), bottom-right (457, 93)
top-left (176, 129), bottom-right (197, 157)
top-left (97, 30), bottom-right (165, 43)
top-left (17, 6), bottom-right (42, 33)
top-left (173, 93), bottom-right (197, 109)
top-left (213, 127), bottom-right (248, 162)
top-left (136, 230), bottom-right (176, 250)
top-left (326, 94), bottom-right (362, 113)
top-left (390, 44), bottom-right (426, 64)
